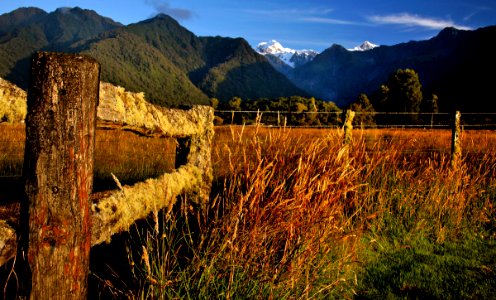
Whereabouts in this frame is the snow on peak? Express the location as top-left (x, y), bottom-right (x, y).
top-left (256, 40), bottom-right (319, 68)
top-left (257, 40), bottom-right (295, 55)
top-left (349, 41), bottom-right (379, 51)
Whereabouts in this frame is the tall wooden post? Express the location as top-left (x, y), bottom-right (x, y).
top-left (450, 111), bottom-right (462, 168)
top-left (21, 52), bottom-right (100, 299)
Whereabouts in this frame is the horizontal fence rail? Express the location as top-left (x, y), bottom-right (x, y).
top-left (0, 52), bottom-right (214, 298)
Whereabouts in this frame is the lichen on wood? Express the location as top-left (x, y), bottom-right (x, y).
top-left (0, 163), bottom-right (207, 262)
top-left (343, 109), bottom-right (355, 145)
top-left (98, 82), bottom-right (214, 138)
top-left (91, 164), bottom-right (203, 244)
top-left (0, 219), bottom-right (16, 266)
top-left (0, 78), bottom-right (214, 263)
top-left (93, 83), bottom-right (214, 243)
top-left (21, 51), bottom-right (100, 299)
top-left (0, 77), bottom-right (27, 123)
top-left (450, 111), bottom-right (462, 168)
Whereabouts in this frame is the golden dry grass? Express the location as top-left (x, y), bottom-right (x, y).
top-left (129, 125), bottom-right (495, 298)
top-left (0, 124), bottom-right (176, 194)
top-left (1, 124), bottom-right (495, 298)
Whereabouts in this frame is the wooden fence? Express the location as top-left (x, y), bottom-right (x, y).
top-left (0, 53), bottom-right (467, 298)
top-left (0, 52), bottom-right (213, 298)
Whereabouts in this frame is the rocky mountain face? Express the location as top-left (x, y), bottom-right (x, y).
top-left (256, 40), bottom-right (319, 68)
top-left (348, 41), bottom-right (379, 52)
top-left (256, 40), bottom-right (318, 75)
top-left (0, 8), bottom-right (306, 107)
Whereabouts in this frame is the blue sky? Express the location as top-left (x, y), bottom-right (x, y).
top-left (1, 0), bottom-right (495, 51)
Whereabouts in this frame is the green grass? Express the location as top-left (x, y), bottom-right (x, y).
top-left (356, 230), bottom-right (496, 299)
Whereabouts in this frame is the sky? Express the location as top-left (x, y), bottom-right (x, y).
top-left (1, 0), bottom-right (495, 51)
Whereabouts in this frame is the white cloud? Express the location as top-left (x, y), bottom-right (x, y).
top-left (144, 0), bottom-right (193, 20)
top-left (300, 17), bottom-right (360, 25)
top-left (368, 13), bottom-right (472, 30)
top-left (244, 7), bottom-right (359, 26)
top-left (244, 8), bottom-right (334, 16)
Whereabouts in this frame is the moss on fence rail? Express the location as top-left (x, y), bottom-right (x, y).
top-left (0, 77), bottom-right (27, 123)
top-left (0, 81), bottom-right (214, 267)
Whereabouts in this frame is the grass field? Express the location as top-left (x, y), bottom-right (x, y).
top-left (1, 124), bottom-right (495, 298)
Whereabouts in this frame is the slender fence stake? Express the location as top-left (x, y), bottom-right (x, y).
top-left (343, 109), bottom-right (355, 146)
top-left (20, 52), bottom-right (100, 299)
top-left (450, 111), bottom-right (462, 168)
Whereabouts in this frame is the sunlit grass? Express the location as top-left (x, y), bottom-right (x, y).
top-left (128, 125), bottom-right (496, 298)
top-left (0, 124), bottom-right (495, 298)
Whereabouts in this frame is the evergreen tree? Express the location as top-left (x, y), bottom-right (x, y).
top-left (319, 101), bottom-right (342, 125)
top-left (226, 96), bottom-right (243, 124)
top-left (421, 93), bottom-right (439, 127)
top-left (227, 97), bottom-right (242, 111)
top-left (421, 93), bottom-right (439, 113)
top-left (210, 98), bottom-right (219, 109)
top-left (382, 68), bottom-right (423, 113)
top-left (377, 68), bottom-right (423, 124)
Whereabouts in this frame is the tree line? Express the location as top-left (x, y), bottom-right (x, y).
top-left (213, 68), bottom-right (441, 127)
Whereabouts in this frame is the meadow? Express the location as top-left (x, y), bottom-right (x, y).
top-left (0, 124), bottom-right (495, 298)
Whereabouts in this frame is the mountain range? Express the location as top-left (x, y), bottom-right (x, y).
top-left (256, 40), bottom-right (319, 71)
top-left (0, 7), bottom-right (305, 107)
top-left (256, 40), bottom-right (378, 71)
top-left (288, 26), bottom-right (496, 111)
top-left (0, 7), bottom-right (495, 111)
top-left (348, 41), bottom-right (379, 52)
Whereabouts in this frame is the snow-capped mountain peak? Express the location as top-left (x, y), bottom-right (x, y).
top-left (256, 40), bottom-right (319, 68)
top-left (257, 40), bottom-right (295, 55)
top-left (349, 41), bottom-right (379, 51)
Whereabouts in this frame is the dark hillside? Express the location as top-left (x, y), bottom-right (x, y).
top-left (290, 26), bottom-right (496, 111)
top-left (0, 7), bottom-right (122, 89)
top-left (197, 37), bottom-right (308, 101)
top-left (0, 7), bottom-right (312, 106)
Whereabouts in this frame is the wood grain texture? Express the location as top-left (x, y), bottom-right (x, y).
top-left (21, 51), bottom-right (99, 299)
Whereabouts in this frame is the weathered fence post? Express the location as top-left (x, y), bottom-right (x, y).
top-left (175, 116), bottom-right (214, 205)
top-left (343, 109), bottom-right (355, 145)
top-left (450, 111), bottom-right (462, 168)
top-left (20, 52), bottom-right (100, 299)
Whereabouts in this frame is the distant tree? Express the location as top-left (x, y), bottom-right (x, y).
top-left (376, 84), bottom-right (390, 109)
top-left (227, 96), bottom-right (242, 111)
top-left (225, 96), bottom-right (243, 124)
top-left (421, 93), bottom-right (439, 113)
top-left (319, 101), bottom-right (342, 125)
top-left (290, 101), bottom-right (309, 125)
top-left (377, 68), bottom-right (423, 123)
top-left (350, 93), bottom-right (376, 126)
top-left (269, 97), bottom-right (290, 111)
top-left (420, 93), bottom-right (439, 126)
top-left (382, 68), bottom-right (423, 113)
top-left (210, 97), bottom-right (219, 109)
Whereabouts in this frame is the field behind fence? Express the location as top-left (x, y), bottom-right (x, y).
top-left (1, 119), bottom-right (496, 298)
top-left (215, 110), bottom-right (496, 129)
top-left (0, 51), bottom-right (494, 298)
